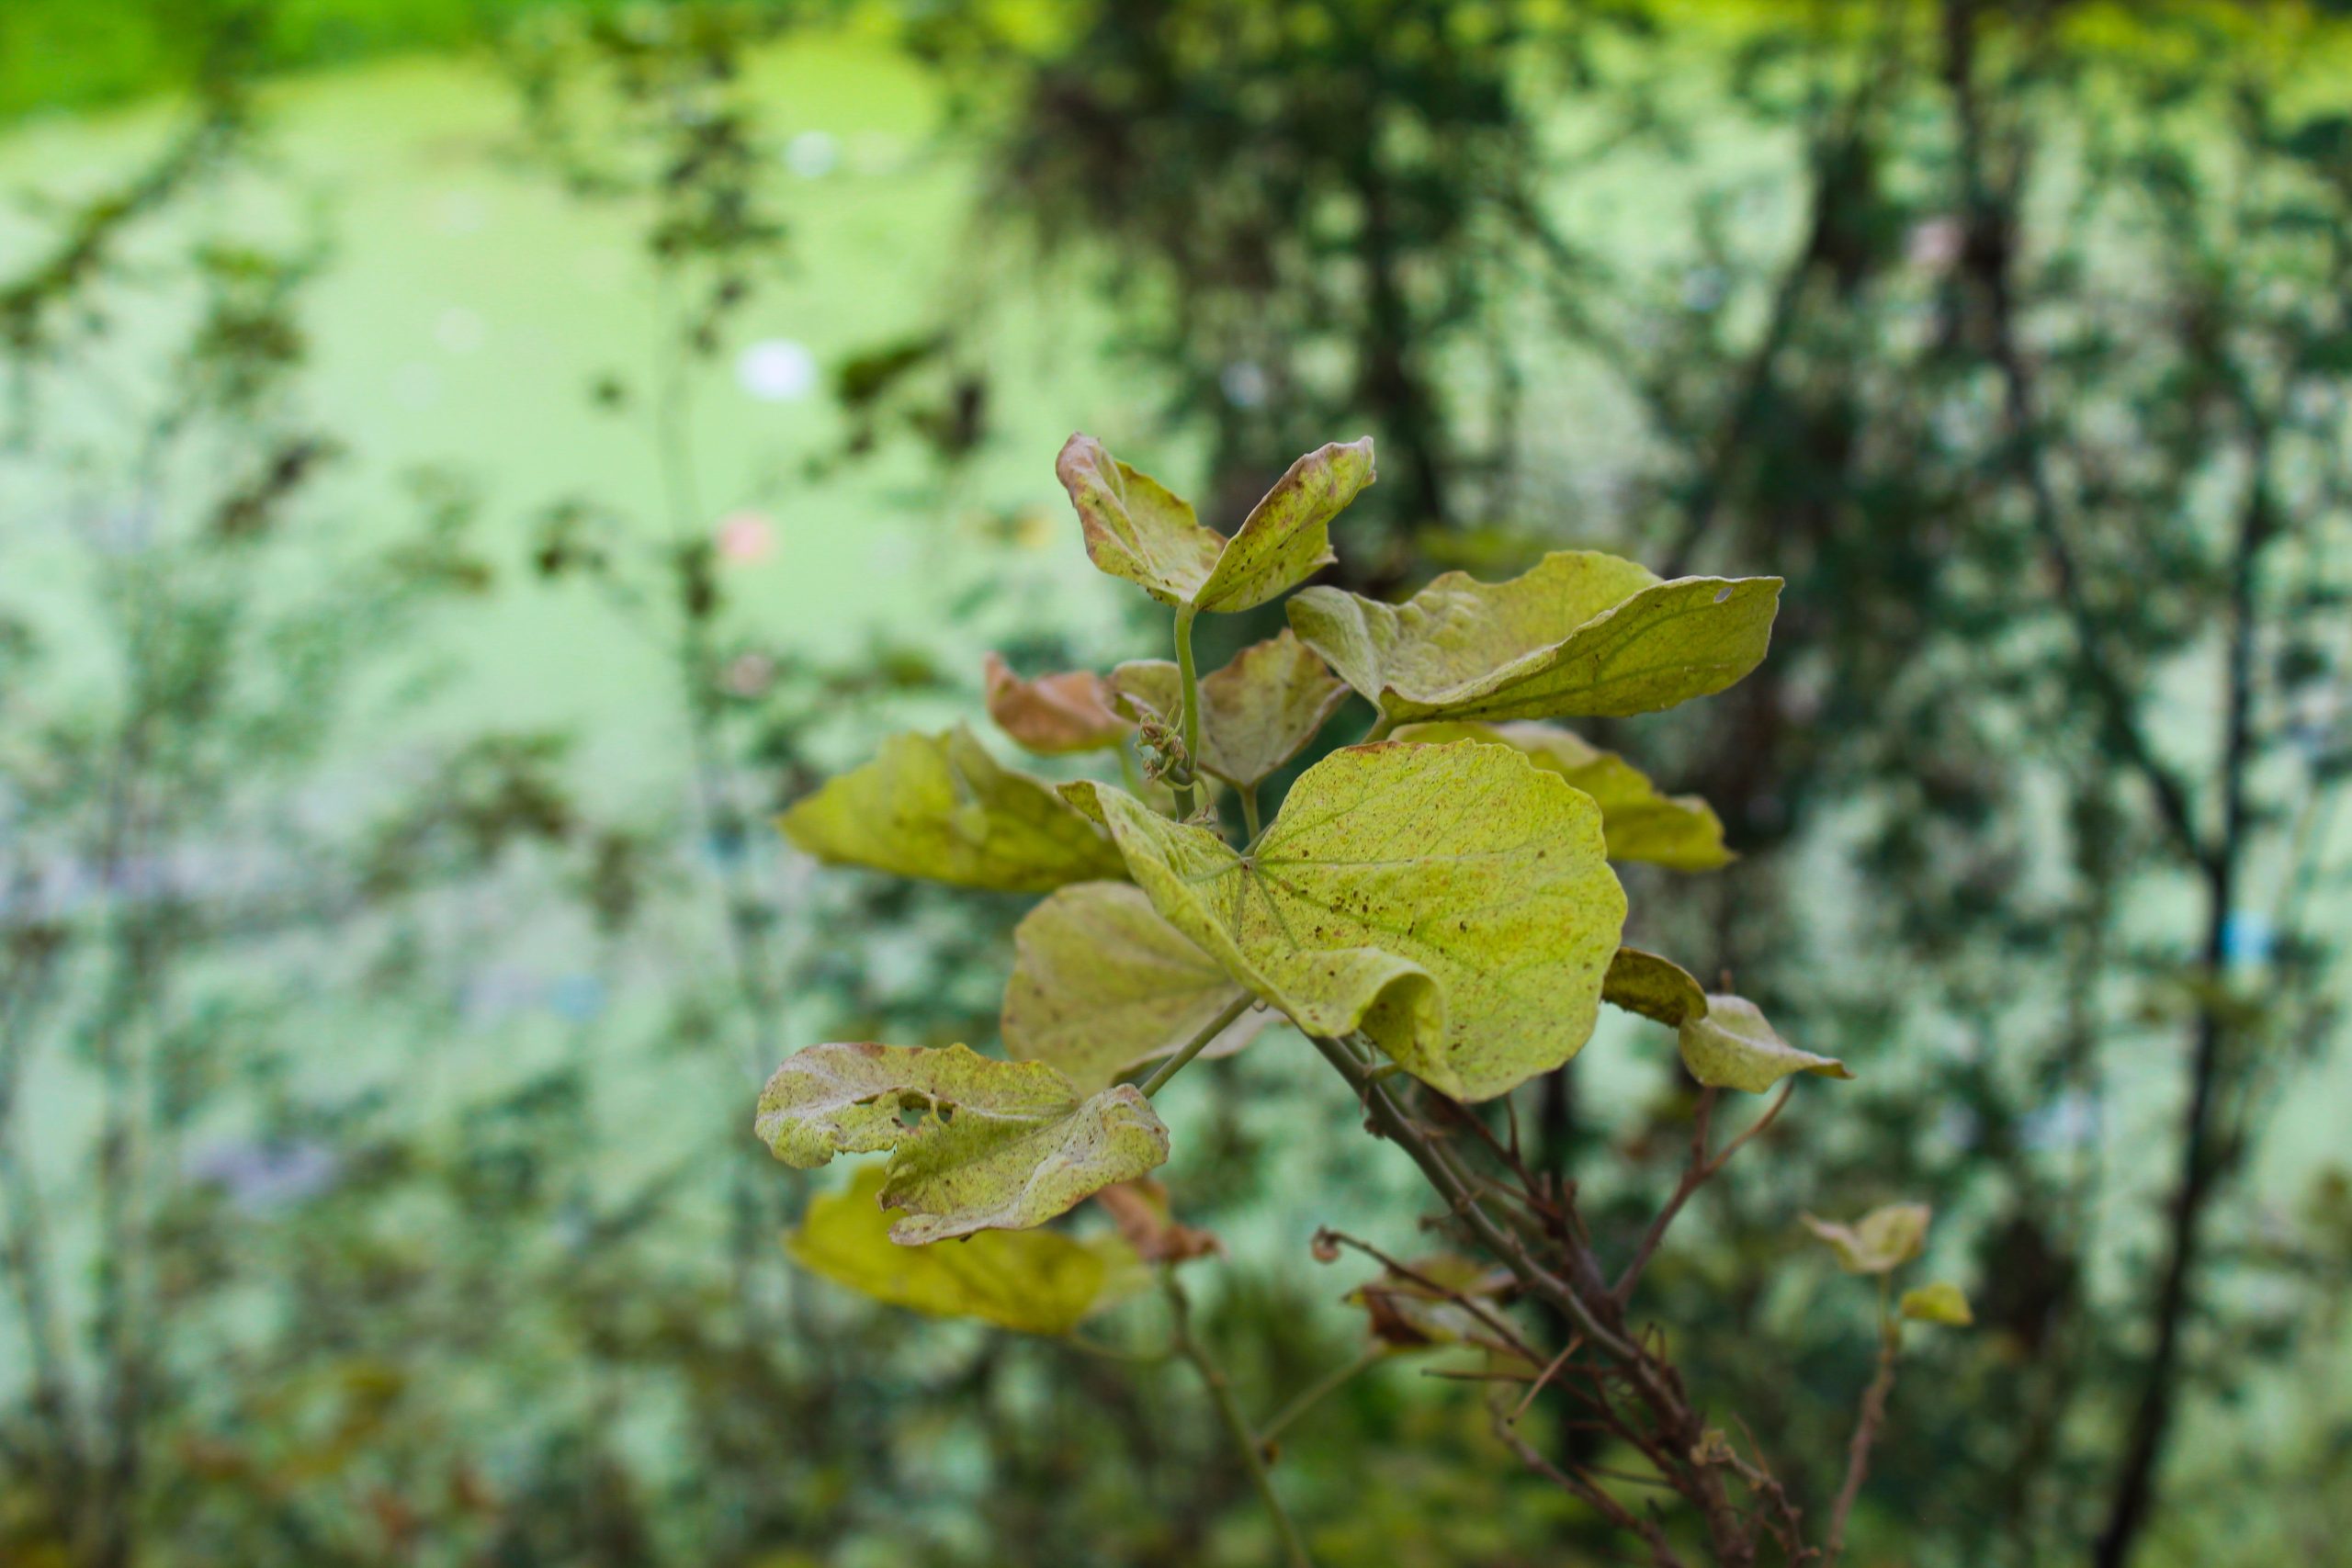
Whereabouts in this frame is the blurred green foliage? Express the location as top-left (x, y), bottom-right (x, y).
top-left (3, 3), bottom-right (2350, 1566)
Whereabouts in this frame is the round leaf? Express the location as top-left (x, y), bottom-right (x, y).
top-left (1067, 740), bottom-right (1626, 1102)
top-left (1394, 721), bottom-right (1730, 869)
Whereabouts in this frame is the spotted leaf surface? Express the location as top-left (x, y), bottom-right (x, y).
top-left (1395, 721), bottom-right (1730, 869)
top-left (754, 1041), bottom-right (1169, 1243)
top-left (1057, 434), bottom-right (1374, 613)
top-left (1067, 740), bottom-right (1626, 1101)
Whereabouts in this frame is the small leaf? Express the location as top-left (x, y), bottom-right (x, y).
top-left (779, 727), bottom-right (1128, 893)
top-left (1066, 740), bottom-right (1626, 1102)
top-left (788, 1167), bottom-right (1129, 1336)
top-left (753, 1042), bottom-right (1170, 1242)
top-left (1898, 1280), bottom-right (1973, 1326)
top-left (1601, 947), bottom-right (1708, 1027)
top-left (1057, 434), bottom-right (1374, 613)
top-left (1055, 434), bottom-right (1221, 610)
top-left (1109, 630), bottom-right (1351, 788)
top-left (1002, 882), bottom-right (1268, 1094)
top-left (1094, 1179), bottom-right (1224, 1264)
top-left (1678, 994), bottom-right (1851, 1093)
top-left (1193, 438), bottom-right (1376, 612)
top-left (1803, 1203), bottom-right (1932, 1275)
top-left (983, 653), bottom-right (1131, 754)
top-left (1289, 551), bottom-right (1781, 724)
top-left (1346, 1253), bottom-right (1524, 1356)
top-left (1394, 721), bottom-right (1730, 869)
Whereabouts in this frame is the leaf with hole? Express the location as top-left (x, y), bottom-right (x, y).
top-left (778, 727), bottom-right (1127, 893)
top-left (1109, 630), bottom-right (1351, 788)
top-left (754, 1041), bottom-right (1170, 1242)
top-left (1066, 740), bottom-right (1626, 1102)
top-left (1002, 882), bottom-right (1268, 1094)
top-left (788, 1167), bottom-right (1136, 1336)
top-left (1394, 721), bottom-right (1729, 869)
top-left (984, 652), bottom-right (1131, 754)
top-left (1289, 550), bottom-right (1781, 725)
top-left (1057, 434), bottom-right (1374, 613)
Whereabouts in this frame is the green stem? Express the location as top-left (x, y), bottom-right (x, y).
top-left (1162, 1270), bottom-right (1317, 1568)
top-left (1238, 784), bottom-right (1263, 840)
top-left (1361, 712), bottom-right (1396, 744)
top-left (1172, 604), bottom-right (1204, 817)
top-left (1255, 1344), bottom-right (1385, 1458)
top-left (1137, 992), bottom-right (1255, 1099)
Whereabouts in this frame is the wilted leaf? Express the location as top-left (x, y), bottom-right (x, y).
top-left (789, 1167), bottom-right (1129, 1335)
top-left (779, 728), bottom-right (1127, 893)
top-left (1110, 631), bottom-right (1351, 787)
top-left (1804, 1203), bottom-right (1932, 1275)
top-left (1289, 551), bottom-right (1781, 725)
top-left (1002, 882), bottom-right (1268, 1094)
top-left (1094, 1179), bottom-right (1224, 1264)
top-left (1899, 1280), bottom-right (1973, 1325)
top-left (1057, 434), bottom-right (1374, 613)
top-left (753, 1042), bottom-right (1170, 1242)
top-left (1346, 1253), bottom-right (1525, 1356)
top-left (1679, 994), bottom-right (1850, 1093)
top-left (1066, 741), bottom-right (1625, 1102)
top-left (1601, 946), bottom-right (1708, 1027)
top-left (1394, 721), bottom-right (1730, 869)
top-left (983, 653), bottom-right (1131, 754)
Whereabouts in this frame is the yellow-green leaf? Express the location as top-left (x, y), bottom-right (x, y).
top-left (1393, 721), bottom-right (1730, 869)
top-left (778, 728), bottom-right (1127, 893)
top-left (1898, 1280), bottom-right (1973, 1325)
top-left (1110, 630), bottom-right (1351, 788)
top-left (1056, 434), bottom-right (1374, 613)
top-left (1066, 740), bottom-right (1626, 1102)
top-left (753, 1042), bottom-right (1170, 1242)
top-left (788, 1167), bottom-right (1130, 1336)
top-left (1288, 550), bottom-right (1781, 724)
top-left (1002, 882), bottom-right (1268, 1094)
top-left (1679, 994), bottom-right (1851, 1093)
top-left (983, 653), bottom-right (1131, 755)
top-left (1803, 1203), bottom-right (1931, 1275)
top-left (1600, 952), bottom-right (1847, 1090)
top-left (1600, 946), bottom-right (1708, 1027)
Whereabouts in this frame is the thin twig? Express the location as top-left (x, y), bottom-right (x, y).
top-left (1160, 1270), bottom-right (1317, 1568)
top-left (1616, 1083), bottom-right (1795, 1303)
top-left (1138, 993), bottom-right (1258, 1099)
